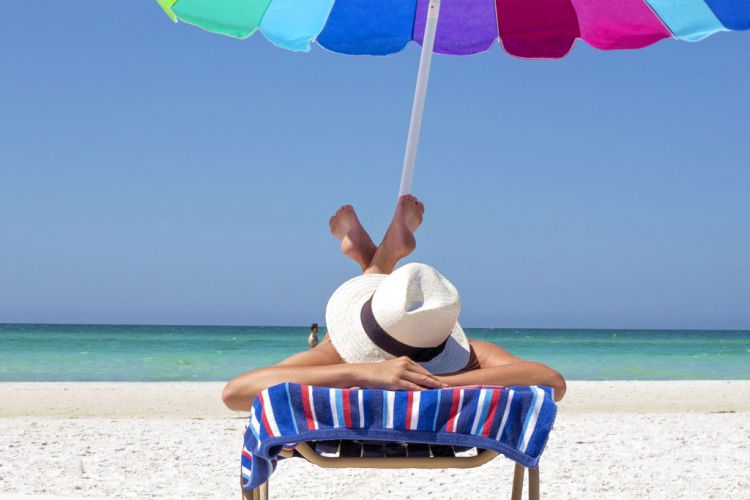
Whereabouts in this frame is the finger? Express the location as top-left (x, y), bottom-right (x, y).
top-left (406, 360), bottom-right (434, 376)
top-left (405, 368), bottom-right (445, 388)
top-left (397, 380), bottom-right (425, 391)
top-left (405, 363), bottom-right (447, 385)
top-left (407, 366), bottom-right (450, 389)
top-left (402, 370), bottom-right (445, 389)
top-left (405, 362), bottom-right (447, 385)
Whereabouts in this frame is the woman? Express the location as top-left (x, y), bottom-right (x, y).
top-left (222, 196), bottom-right (566, 411)
top-left (307, 323), bottom-right (319, 349)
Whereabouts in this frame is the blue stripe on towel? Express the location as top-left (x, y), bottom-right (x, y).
top-left (394, 392), bottom-right (409, 430)
top-left (416, 389), bottom-right (437, 431)
top-left (500, 389), bottom-right (522, 442)
top-left (432, 388), bottom-right (442, 431)
top-left (372, 390), bottom-right (385, 427)
top-left (311, 386), bottom-right (330, 428)
top-left (288, 384), bottom-right (307, 434)
top-left (268, 384), bottom-right (295, 436)
top-left (456, 389), bottom-right (479, 432)
top-left (334, 389), bottom-right (345, 428)
top-left (435, 389), bottom-right (454, 432)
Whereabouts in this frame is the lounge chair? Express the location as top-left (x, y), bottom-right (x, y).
top-left (239, 383), bottom-right (556, 500)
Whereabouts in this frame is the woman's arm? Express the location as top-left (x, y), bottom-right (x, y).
top-left (222, 342), bottom-right (348, 411)
top-left (222, 341), bottom-right (445, 411)
top-left (437, 341), bottom-right (567, 402)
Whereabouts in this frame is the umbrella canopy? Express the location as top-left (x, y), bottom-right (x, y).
top-left (155, 0), bottom-right (749, 195)
top-left (157, 0), bottom-right (749, 58)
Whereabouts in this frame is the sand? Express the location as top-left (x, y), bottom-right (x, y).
top-left (1, 381), bottom-right (748, 499)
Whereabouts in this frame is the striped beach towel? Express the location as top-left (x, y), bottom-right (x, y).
top-left (241, 383), bottom-right (557, 490)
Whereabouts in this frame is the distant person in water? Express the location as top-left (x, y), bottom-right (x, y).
top-left (308, 323), bottom-right (319, 349)
top-left (223, 195), bottom-right (566, 411)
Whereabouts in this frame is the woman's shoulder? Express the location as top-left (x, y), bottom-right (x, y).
top-left (467, 339), bottom-right (520, 368)
top-left (277, 338), bottom-right (343, 367)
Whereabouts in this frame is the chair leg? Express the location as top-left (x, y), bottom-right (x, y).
top-left (251, 486), bottom-right (261, 500)
top-left (240, 474), bottom-right (267, 500)
top-left (511, 463), bottom-right (525, 500)
top-left (241, 484), bottom-right (253, 500)
top-left (241, 472), bottom-right (252, 500)
top-left (528, 467), bottom-right (540, 500)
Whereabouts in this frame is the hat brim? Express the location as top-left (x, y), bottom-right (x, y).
top-left (325, 274), bottom-right (470, 376)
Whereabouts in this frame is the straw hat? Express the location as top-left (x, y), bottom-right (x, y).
top-left (325, 263), bottom-right (470, 375)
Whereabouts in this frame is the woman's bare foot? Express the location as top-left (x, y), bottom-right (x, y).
top-left (329, 205), bottom-right (377, 271)
top-left (376, 195), bottom-right (425, 265)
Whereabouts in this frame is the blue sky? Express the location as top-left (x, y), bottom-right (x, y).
top-left (1, 2), bottom-right (748, 329)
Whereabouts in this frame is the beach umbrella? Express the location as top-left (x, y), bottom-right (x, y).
top-left (156, 0), bottom-right (749, 195)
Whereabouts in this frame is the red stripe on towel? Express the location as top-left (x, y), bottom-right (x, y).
top-left (405, 391), bottom-right (414, 429)
top-left (445, 389), bottom-right (461, 432)
top-left (343, 389), bottom-right (352, 428)
top-left (482, 389), bottom-right (502, 437)
top-left (300, 384), bottom-right (315, 431)
top-left (242, 449), bottom-right (253, 460)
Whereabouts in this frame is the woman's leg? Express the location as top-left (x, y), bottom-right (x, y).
top-left (365, 195), bottom-right (424, 275)
top-left (329, 195), bottom-right (425, 274)
top-left (329, 205), bottom-right (377, 272)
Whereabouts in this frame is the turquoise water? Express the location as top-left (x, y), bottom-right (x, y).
top-left (0, 324), bottom-right (748, 381)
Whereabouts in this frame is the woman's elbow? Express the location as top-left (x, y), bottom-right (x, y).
top-left (526, 361), bottom-right (566, 401)
top-left (549, 370), bottom-right (566, 402)
top-left (222, 381), bottom-right (246, 411)
top-left (222, 373), bottom-right (262, 411)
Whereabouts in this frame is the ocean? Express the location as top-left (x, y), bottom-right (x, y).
top-left (0, 324), bottom-right (748, 382)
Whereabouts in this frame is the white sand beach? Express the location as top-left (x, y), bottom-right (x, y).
top-left (1, 381), bottom-right (748, 499)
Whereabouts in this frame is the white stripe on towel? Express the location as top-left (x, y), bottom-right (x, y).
top-left (249, 407), bottom-right (261, 438)
top-left (358, 390), bottom-right (365, 428)
top-left (386, 391), bottom-right (396, 429)
top-left (451, 389), bottom-right (465, 432)
top-left (261, 389), bottom-right (281, 437)
top-left (519, 386), bottom-right (545, 453)
top-left (410, 391), bottom-right (421, 430)
top-left (308, 385), bottom-right (319, 430)
top-left (329, 388), bottom-right (339, 428)
top-left (496, 389), bottom-right (515, 441)
top-left (470, 389), bottom-right (488, 435)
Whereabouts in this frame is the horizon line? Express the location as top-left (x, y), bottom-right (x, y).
top-left (1, 321), bottom-right (748, 333)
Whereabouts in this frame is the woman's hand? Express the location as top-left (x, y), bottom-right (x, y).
top-left (353, 357), bottom-right (449, 391)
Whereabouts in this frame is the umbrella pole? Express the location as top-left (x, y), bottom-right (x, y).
top-left (399, 0), bottom-right (441, 197)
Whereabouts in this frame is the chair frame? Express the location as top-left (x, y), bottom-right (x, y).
top-left (241, 442), bottom-right (540, 500)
